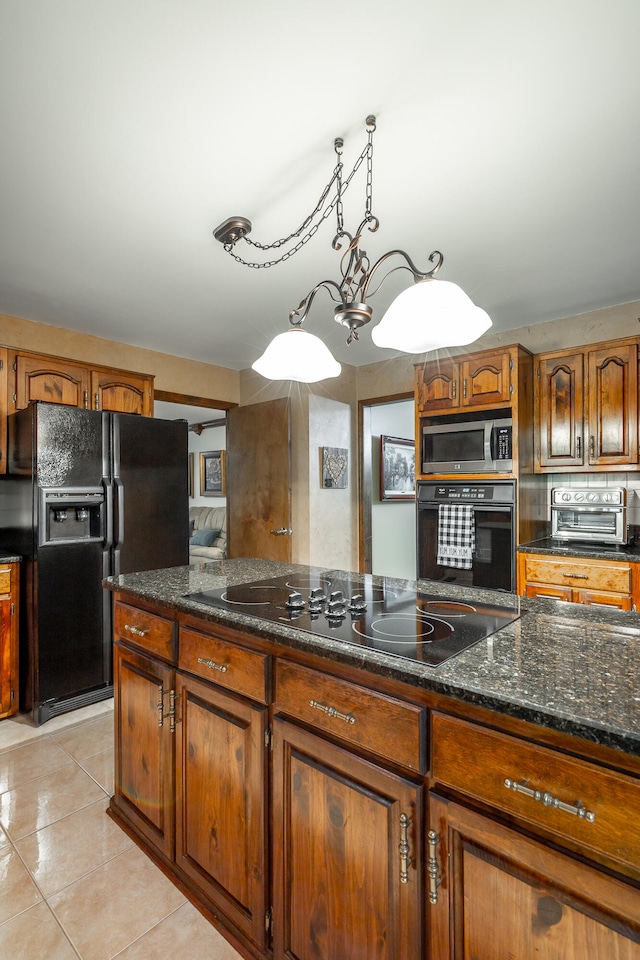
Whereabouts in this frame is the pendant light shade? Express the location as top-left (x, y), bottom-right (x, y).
top-left (371, 279), bottom-right (492, 353)
top-left (252, 328), bottom-right (342, 383)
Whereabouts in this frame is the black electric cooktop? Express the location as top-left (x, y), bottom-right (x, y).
top-left (184, 573), bottom-right (521, 667)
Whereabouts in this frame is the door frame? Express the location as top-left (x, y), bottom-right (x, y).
top-left (358, 391), bottom-right (414, 573)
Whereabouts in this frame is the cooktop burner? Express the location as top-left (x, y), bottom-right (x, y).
top-left (184, 573), bottom-right (521, 666)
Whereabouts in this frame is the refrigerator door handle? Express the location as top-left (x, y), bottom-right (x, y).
top-left (104, 480), bottom-right (114, 548)
top-left (113, 478), bottom-right (125, 576)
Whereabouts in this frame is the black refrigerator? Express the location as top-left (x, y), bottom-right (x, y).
top-left (0, 402), bottom-right (188, 724)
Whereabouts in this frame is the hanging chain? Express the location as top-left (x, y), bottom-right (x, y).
top-left (223, 117), bottom-right (376, 269)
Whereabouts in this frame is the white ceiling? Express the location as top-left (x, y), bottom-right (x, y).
top-left (2, 1), bottom-right (640, 374)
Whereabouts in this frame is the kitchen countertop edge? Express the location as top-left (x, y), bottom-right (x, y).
top-left (104, 559), bottom-right (640, 760)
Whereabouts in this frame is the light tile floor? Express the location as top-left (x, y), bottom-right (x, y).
top-left (0, 701), bottom-right (244, 960)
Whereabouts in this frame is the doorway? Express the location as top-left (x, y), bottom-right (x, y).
top-left (359, 393), bottom-right (416, 580)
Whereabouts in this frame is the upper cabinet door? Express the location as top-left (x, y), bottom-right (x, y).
top-left (537, 352), bottom-right (585, 468)
top-left (460, 350), bottom-right (512, 407)
top-left (416, 358), bottom-right (460, 413)
top-left (587, 343), bottom-right (638, 466)
top-left (14, 352), bottom-right (89, 410)
top-left (90, 370), bottom-right (153, 416)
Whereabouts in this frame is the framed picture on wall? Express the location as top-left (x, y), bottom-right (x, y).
top-left (200, 450), bottom-right (226, 497)
top-left (380, 436), bottom-right (415, 501)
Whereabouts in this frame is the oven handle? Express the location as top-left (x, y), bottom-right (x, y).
top-left (417, 503), bottom-right (514, 513)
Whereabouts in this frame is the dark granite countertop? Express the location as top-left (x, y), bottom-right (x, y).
top-left (0, 551), bottom-right (21, 563)
top-left (105, 559), bottom-right (640, 760)
top-left (519, 537), bottom-right (640, 562)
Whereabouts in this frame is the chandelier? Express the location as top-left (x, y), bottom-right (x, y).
top-left (213, 116), bottom-right (491, 383)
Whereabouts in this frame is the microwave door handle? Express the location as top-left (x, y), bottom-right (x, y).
top-left (485, 422), bottom-right (493, 463)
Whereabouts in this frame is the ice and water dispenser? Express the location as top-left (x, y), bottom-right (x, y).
top-left (40, 490), bottom-right (105, 545)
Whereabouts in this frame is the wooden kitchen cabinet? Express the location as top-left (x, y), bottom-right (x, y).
top-left (428, 794), bottom-right (640, 959)
top-left (112, 641), bottom-right (176, 858)
top-left (272, 716), bottom-right (423, 960)
top-left (517, 551), bottom-right (638, 609)
top-left (10, 350), bottom-right (154, 415)
top-left (175, 625), bottom-right (270, 951)
top-left (415, 347), bottom-right (514, 415)
top-left (111, 603), bottom-right (271, 955)
top-left (428, 712), bottom-right (640, 956)
top-left (535, 338), bottom-right (638, 471)
top-left (272, 659), bottom-right (425, 960)
top-left (0, 346), bottom-right (7, 475)
top-left (0, 562), bottom-right (19, 720)
top-left (90, 369), bottom-right (153, 415)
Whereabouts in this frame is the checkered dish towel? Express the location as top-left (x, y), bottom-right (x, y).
top-left (437, 504), bottom-right (476, 569)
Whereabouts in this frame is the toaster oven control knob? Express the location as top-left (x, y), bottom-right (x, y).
top-left (574, 492), bottom-right (585, 501)
top-left (285, 592), bottom-right (305, 610)
top-left (561, 492), bottom-right (572, 501)
top-left (588, 492), bottom-right (599, 501)
top-left (601, 492), bottom-right (613, 502)
top-left (348, 594), bottom-right (367, 612)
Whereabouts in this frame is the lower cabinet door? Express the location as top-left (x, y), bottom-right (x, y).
top-left (428, 792), bottom-right (640, 959)
top-left (112, 643), bottom-right (175, 859)
top-left (175, 673), bottom-right (268, 951)
top-left (272, 716), bottom-right (423, 960)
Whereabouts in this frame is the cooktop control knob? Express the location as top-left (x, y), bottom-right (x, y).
top-left (348, 594), bottom-right (367, 612)
top-left (326, 599), bottom-right (347, 620)
top-left (285, 591), bottom-right (305, 609)
top-left (309, 587), bottom-right (327, 603)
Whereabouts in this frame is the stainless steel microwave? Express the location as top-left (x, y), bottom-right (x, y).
top-left (422, 417), bottom-right (513, 474)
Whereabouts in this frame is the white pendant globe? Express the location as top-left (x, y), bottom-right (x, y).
top-left (371, 279), bottom-right (492, 354)
top-left (252, 328), bottom-right (342, 383)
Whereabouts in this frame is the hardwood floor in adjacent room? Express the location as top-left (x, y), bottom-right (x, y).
top-left (0, 701), bottom-right (243, 960)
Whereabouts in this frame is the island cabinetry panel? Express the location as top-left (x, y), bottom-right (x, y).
top-left (10, 349), bottom-right (154, 416)
top-left (535, 338), bottom-right (639, 471)
top-left (112, 642), bottom-right (175, 859)
top-left (517, 551), bottom-right (637, 609)
top-left (431, 712), bottom-right (640, 882)
top-left (428, 792), bottom-right (640, 959)
top-left (274, 658), bottom-right (427, 774)
top-left (113, 600), bottom-right (176, 661)
top-left (175, 670), bottom-right (269, 952)
top-left (272, 713), bottom-right (424, 960)
top-left (0, 562), bottom-right (18, 720)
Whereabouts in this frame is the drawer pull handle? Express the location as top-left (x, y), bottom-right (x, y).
top-left (309, 699), bottom-right (356, 724)
top-left (399, 813), bottom-right (412, 884)
top-left (561, 573), bottom-right (588, 579)
top-left (504, 779), bottom-right (595, 822)
top-left (124, 624), bottom-right (148, 637)
top-left (427, 830), bottom-right (442, 903)
top-left (197, 656), bottom-right (228, 674)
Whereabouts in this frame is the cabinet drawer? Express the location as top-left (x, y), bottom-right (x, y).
top-left (113, 601), bottom-right (176, 661)
top-left (275, 660), bottom-right (426, 773)
top-left (0, 567), bottom-right (11, 594)
top-left (179, 626), bottom-right (270, 704)
top-left (524, 556), bottom-right (631, 593)
top-left (432, 712), bottom-right (640, 873)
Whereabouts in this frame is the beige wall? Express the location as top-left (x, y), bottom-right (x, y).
top-left (1, 313), bottom-right (241, 406)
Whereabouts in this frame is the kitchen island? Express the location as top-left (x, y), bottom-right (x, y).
top-left (105, 559), bottom-right (640, 960)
